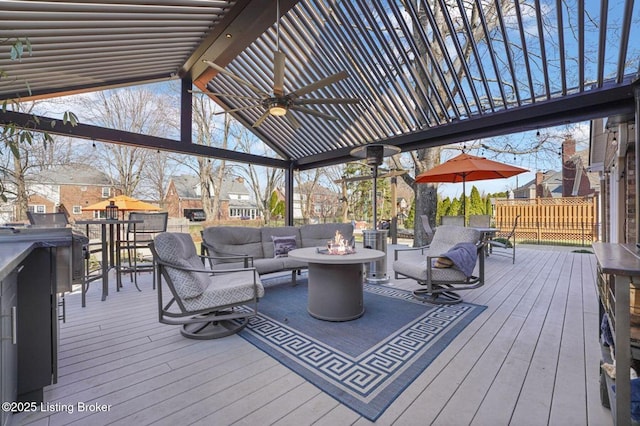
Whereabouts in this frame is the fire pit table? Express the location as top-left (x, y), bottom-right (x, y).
top-left (288, 247), bottom-right (385, 321)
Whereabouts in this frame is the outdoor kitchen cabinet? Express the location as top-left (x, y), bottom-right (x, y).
top-left (593, 242), bottom-right (640, 426)
top-left (1, 269), bottom-right (17, 426)
top-left (0, 227), bottom-right (72, 424)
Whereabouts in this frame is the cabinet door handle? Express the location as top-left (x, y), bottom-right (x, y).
top-left (11, 306), bottom-right (17, 345)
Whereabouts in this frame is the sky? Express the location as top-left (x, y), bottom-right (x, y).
top-left (434, 121), bottom-right (592, 199)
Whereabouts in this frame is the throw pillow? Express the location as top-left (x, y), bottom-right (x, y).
top-left (434, 257), bottom-right (454, 268)
top-left (272, 235), bottom-right (297, 258)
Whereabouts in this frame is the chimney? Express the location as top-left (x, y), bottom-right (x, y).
top-left (562, 136), bottom-right (576, 164)
top-left (536, 171), bottom-right (545, 198)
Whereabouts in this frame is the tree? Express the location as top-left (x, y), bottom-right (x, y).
top-left (233, 125), bottom-right (283, 224)
top-left (0, 37), bottom-right (77, 208)
top-left (74, 87), bottom-right (174, 197)
top-left (392, 0), bottom-right (564, 246)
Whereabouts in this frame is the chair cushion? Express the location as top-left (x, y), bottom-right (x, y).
top-left (393, 259), bottom-right (468, 282)
top-left (183, 269), bottom-right (265, 311)
top-left (154, 233), bottom-right (208, 299)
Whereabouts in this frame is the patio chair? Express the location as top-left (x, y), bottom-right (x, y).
top-left (393, 225), bottom-right (485, 304)
top-left (487, 215), bottom-right (520, 264)
top-left (468, 215), bottom-right (491, 228)
top-left (120, 211), bottom-right (168, 290)
top-left (441, 215), bottom-right (465, 226)
top-left (150, 232), bottom-right (264, 339)
top-left (393, 215), bottom-right (434, 280)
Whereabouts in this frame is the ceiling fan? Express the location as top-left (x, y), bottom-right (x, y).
top-left (201, 1), bottom-right (359, 130)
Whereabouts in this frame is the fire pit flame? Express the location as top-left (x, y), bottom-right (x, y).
top-left (327, 230), bottom-right (355, 255)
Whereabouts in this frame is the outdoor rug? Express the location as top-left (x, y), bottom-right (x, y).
top-left (239, 276), bottom-right (487, 421)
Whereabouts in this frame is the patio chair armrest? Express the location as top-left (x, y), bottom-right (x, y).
top-left (394, 244), bottom-right (430, 261)
top-left (156, 258), bottom-right (256, 275)
top-left (200, 253), bottom-right (254, 268)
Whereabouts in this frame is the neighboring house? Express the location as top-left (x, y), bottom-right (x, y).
top-left (3, 164), bottom-right (119, 222)
top-left (512, 137), bottom-right (600, 199)
top-left (274, 183), bottom-right (341, 223)
top-left (164, 174), bottom-right (259, 221)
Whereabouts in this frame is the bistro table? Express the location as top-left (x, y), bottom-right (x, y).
top-left (76, 218), bottom-right (142, 306)
top-left (472, 227), bottom-right (500, 256)
top-left (288, 247), bottom-right (385, 321)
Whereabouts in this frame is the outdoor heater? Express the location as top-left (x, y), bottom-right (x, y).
top-left (350, 144), bottom-right (400, 284)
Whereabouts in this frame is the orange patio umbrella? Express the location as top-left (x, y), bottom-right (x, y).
top-left (83, 195), bottom-right (160, 216)
top-left (415, 152), bottom-right (528, 216)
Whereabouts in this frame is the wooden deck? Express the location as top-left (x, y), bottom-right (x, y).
top-left (13, 245), bottom-right (612, 425)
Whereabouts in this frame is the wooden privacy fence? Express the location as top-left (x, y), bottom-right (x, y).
top-left (493, 197), bottom-right (598, 246)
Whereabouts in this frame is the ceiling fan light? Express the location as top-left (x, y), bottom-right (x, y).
top-left (269, 105), bottom-right (287, 116)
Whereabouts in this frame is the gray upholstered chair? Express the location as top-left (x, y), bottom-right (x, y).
top-left (150, 232), bottom-right (264, 339)
top-left (393, 225), bottom-right (485, 304)
top-left (468, 215), bottom-right (491, 228)
top-left (441, 215), bottom-right (465, 226)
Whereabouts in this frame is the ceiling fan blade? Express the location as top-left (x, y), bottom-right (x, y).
top-left (286, 111), bottom-right (301, 130)
top-left (189, 90), bottom-right (261, 101)
top-left (203, 60), bottom-right (268, 97)
top-left (273, 50), bottom-right (286, 97)
top-left (290, 105), bottom-right (339, 121)
top-left (252, 110), bottom-right (271, 128)
top-left (214, 105), bottom-right (260, 115)
top-left (290, 70), bottom-right (349, 98)
top-left (294, 97), bottom-right (360, 105)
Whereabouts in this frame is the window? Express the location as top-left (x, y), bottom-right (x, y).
top-left (72, 206), bottom-right (82, 214)
top-left (28, 205), bottom-right (46, 213)
top-left (101, 187), bottom-right (110, 198)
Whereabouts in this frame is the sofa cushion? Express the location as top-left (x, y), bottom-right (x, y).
top-left (261, 227), bottom-right (301, 258)
top-left (299, 223), bottom-right (354, 248)
top-left (202, 226), bottom-right (264, 261)
top-left (272, 235), bottom-right (297, 257)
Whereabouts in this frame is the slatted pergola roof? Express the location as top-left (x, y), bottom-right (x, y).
top-left (0, 0), bottom-right (638, 171)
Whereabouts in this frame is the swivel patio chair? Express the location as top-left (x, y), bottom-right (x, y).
top-left (393, 225), bottom-right (485, 304)
top-left (150, 232), bottom-right (265, 339)
top-left (393, 215), bottom-right (434, 280)
top-left (487, 215), bottom-right (520, 264)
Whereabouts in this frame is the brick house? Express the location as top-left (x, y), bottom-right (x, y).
top-left (513, 136), bottom-right (600, 199)
top-left (10, 164), bottom-right (119, 223)
top-left (164, 174), bottom-right (259, 221)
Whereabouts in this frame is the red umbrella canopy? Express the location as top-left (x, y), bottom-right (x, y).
top-left (415, 153), bottom-right (528, 218)
top-left (415, 153), bottom-right (528, 184)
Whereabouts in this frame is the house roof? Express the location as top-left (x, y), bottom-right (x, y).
top-left (170, 174), bottom-right (249, 200)
top-left (0, 0), bottom-right (638, 171)
top-left (29, 164), bottom-right (112, 186)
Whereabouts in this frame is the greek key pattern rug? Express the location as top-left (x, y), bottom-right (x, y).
top-left (239, 280), bottom-right (486, 421)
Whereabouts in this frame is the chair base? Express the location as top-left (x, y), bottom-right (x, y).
top-left (180, 312), bottom-right (250, 340)
top-left (413, 285), bottom-right (463, 305)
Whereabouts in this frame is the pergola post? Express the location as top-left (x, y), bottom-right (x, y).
top-left (285, 162), bottom-right (294, 226)
top-left (180, 77), bottom-right (192, 145)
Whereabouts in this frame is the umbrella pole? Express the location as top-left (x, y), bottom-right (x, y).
top-left (462, 177), bottom-right (466, 224)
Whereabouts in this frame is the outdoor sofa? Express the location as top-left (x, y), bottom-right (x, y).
top-left (201, 223), bottom-right (354, 283)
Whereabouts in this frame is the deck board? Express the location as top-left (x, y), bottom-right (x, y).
top-left (12, 245), bottom-right (612, 426)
